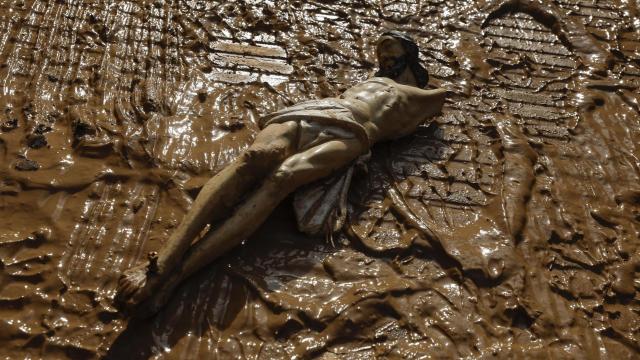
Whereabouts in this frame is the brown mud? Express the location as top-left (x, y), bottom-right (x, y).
top-left (0, 0), bottom-right (639, 358)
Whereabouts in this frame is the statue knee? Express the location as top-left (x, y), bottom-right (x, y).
top-left (269, 154), bottom-right (318, 188)
top-left (244, 143), bottom-right (288, 164)
top-left (269, 165), bottom-right (296, 187)
top-left (270, 153), bottom-right (308, 187)
top-left (243, 146), bottom-right (267, 163)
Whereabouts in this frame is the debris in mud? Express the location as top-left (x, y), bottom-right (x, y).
top-left (14, 158), bottom-right (40, 171)
top-left (26, 133), bottom-right (47, 148)
top-left (197, 90), bottom-right (208, 103)
top-left (72, 118), bottom-right (97, 140)
top-left (218, 117), bottom-right (245, 131)
top-left (1, 118), bottom-right (17, 131)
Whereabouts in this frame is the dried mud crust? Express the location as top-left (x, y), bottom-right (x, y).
top-left (0, 0), bottom-right (639, 359)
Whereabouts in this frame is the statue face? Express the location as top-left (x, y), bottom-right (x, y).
top-left (376, 38), bottom-right (407, 73)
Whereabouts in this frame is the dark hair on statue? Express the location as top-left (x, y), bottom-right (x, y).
top-left (374, 31), bottom-right (430, 88)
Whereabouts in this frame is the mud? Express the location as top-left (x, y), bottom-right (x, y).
top-left (0, 0), bottom-right (639, 359)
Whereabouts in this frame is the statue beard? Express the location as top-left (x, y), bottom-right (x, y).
top-left (376, 55), bottom-right (409, 81)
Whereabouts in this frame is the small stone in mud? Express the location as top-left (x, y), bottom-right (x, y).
top-left (47, 111), bottom-right (61, 123)
top-left (219, 119), bottom-right (245, 132)
top-left (1, 118), bottom-right (18, 131)
top-left (22, 102), bottom-right (34, 120)
top-left (197, 90), bottom-right (208, 103)
top-left (72, 118), bottom-right (96, 139)
top-left (27, 133), bottom-right (47, 149)
top-left (98, 25), bottom-right (110, 43)
top-left (34, 123), bottom-right (52, 134)
top-left (132, 198), bottom-right (144, 213)
top-left (142, 98), bottom-right (158, 113)
top-left (15, 158), bottom-right (40, 171)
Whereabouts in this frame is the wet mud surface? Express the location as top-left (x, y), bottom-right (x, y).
top-left (1, 0), bottom-right (639, 358)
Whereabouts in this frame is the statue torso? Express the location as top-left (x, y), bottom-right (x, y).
top-left (261, 77), bottom-right (444, 148)
top-left (336, 77), bottom-right (432, 143)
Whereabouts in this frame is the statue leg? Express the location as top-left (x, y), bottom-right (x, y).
top-left (139, 138), bottom-right (364, 315)
top-left (115, 121), bottom-right (298, 310)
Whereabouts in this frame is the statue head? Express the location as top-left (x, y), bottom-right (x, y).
top-left (375, 31), bottom-right (429, 88)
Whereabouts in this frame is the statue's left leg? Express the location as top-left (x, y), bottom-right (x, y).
top-left (115, 121), bottom-right (298, 311)
top-left (138, 138), bottom-right (364, 315)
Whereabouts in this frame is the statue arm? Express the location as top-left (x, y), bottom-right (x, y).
top-left (398, 84), bottom-right (447, 109)
top-left (403, 85), bottom-right (447, 123)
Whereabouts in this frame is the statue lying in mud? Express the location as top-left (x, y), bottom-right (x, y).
top-left (115, 31), bottom-right (447, 315)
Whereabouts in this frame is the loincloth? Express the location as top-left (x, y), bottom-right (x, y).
top-left (296, 120), bottom-right (356, 151)
top-left (259, 99), bottom-right (370, 154)
top-left (260, 99), bottom-right (372, 235)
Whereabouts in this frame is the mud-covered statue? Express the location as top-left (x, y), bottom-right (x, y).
top-left (115, 31), bottom-right (446, 314)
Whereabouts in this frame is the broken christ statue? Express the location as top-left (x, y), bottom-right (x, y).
top-left (115, 31), bottom-right (447, 314)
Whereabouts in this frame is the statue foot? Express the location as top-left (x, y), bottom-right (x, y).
top-left (114, 253), bottom-right (168, 311)
top-left (136, 270), bottom-right (184, 318)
